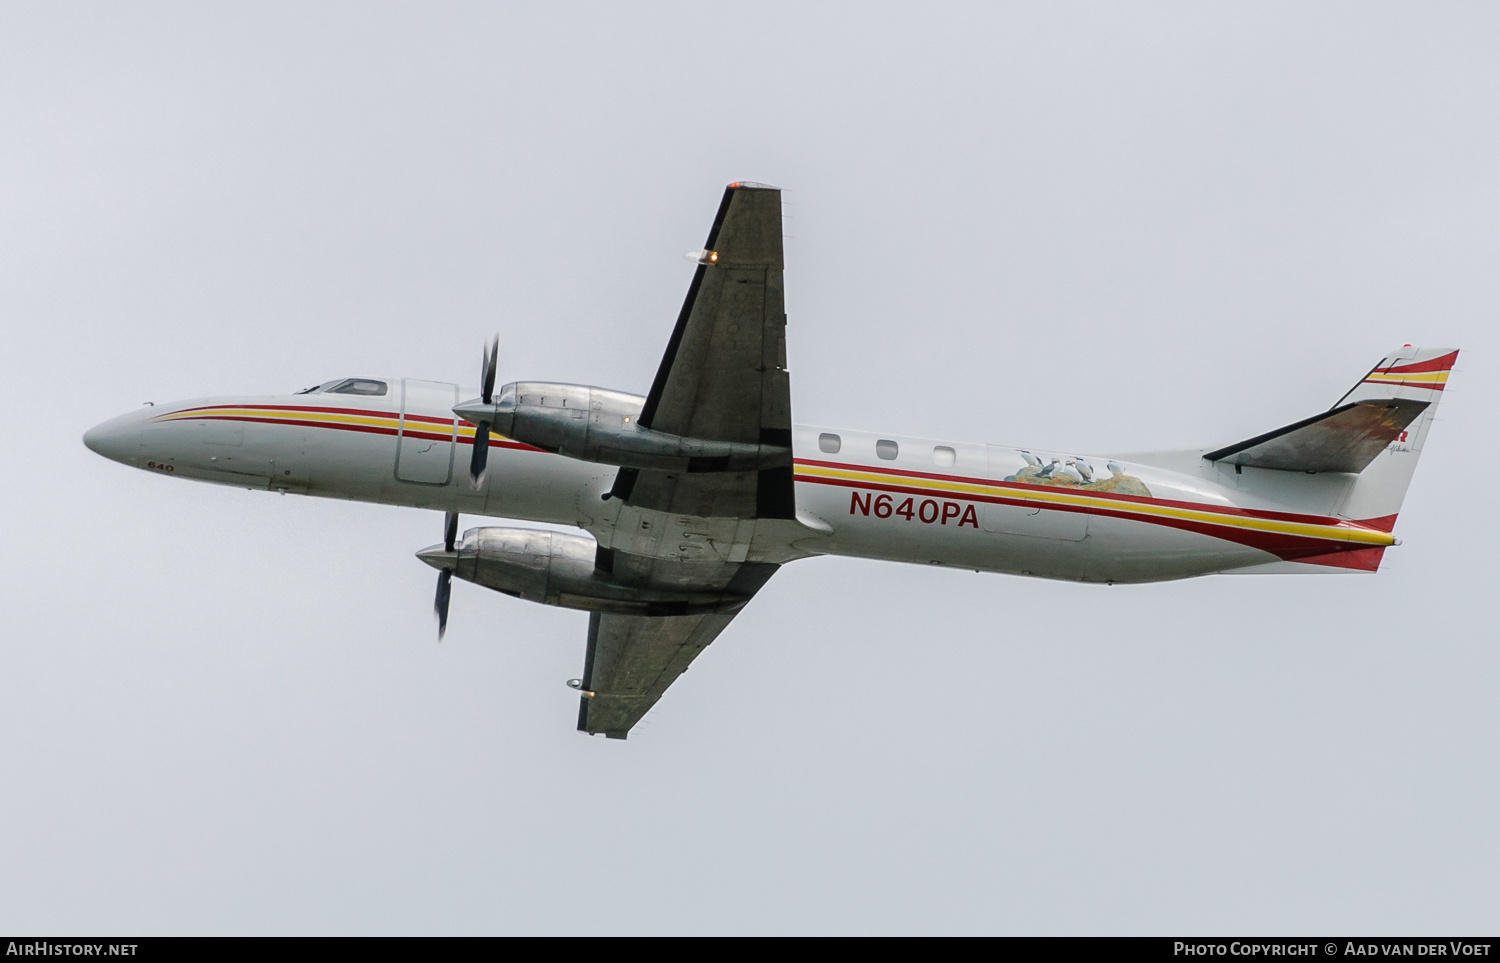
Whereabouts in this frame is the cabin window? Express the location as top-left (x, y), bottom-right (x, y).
top-left (876, 439), bottom-right (899, 460)
top-left (326, 378), bottom-right (388, 396)
top-left (933, 446), bottom-right (956, 468)
top-left (818, 432), bottom-right (841, 454)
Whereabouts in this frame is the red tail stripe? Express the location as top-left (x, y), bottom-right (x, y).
top-left (1376, 350), bottom-right (1459, 375)
top-left (1295, 547), bottom-right (1386, 571)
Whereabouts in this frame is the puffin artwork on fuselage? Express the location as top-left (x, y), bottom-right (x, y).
top-left (83, 181), bottom-right (1460, 739)
top-left (1005, 451), bottom-right (1152, 498)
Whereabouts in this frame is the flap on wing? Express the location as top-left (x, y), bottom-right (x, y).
top-left (1204, 398), bottom-right (1429, 473)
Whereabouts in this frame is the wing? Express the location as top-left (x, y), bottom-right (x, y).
top-left (611, 181), bottom-right (794, 519)
top-left (577, 183), bottom-right (797, 738)
top-left (576, 562), bottom-right (778, 738)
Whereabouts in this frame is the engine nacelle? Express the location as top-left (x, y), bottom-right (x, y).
top-left (420, 526), bottom-right (749, 616)
top-left (454, 382), bottom-right (790, 472)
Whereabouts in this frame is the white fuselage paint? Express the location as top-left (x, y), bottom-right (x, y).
top-left (94, 379), bottom-right (1394, 585)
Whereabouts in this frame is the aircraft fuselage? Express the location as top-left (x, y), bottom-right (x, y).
top-left (84, 378), bottom-right (1397, 586)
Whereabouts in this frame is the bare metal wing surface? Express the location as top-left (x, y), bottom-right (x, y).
top-left (576, 562), bottom-right (778, 738)
top-left (610, 182), bottom-right (794, 520)
top-left (581, 183), bottom-right (793, 737)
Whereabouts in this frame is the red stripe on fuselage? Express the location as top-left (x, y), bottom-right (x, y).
top-left (792, 457), bottom-right (1369, 528)
top-left (794, 470), bottom-right (1385, 563)
top-left (1358, 514), bottom-right (1399, 533)
top-left (1293, 547), bottom-right (1386, 571)
top-left (168, 413), bottom-right (539, 450)
top-left (165, 403), bottom-right (457, 425)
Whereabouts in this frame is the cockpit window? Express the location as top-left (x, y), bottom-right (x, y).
top-left (325, 379), bottom-right (388, 396)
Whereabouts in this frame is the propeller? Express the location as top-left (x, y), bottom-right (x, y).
top-left (433, 510), bottom-right (459, 640)
top-left (467, 336), bottom-right (500, 487)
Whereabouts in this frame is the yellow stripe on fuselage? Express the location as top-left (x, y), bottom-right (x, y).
top-left (153, 407), bottom-right (405, 430)
top-left (151, 406), bottom-right (508, 441)
top-left (793, 463), bottom-right (1395, 547)
top-left (151, 409), bottom-right (1392, 548)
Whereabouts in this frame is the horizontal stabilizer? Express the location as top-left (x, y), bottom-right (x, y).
top-left (1205, 398), bottom-right (1428, 473)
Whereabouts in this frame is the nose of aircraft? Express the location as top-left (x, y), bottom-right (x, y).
top-left (83, 410), bottom-right (145, 466)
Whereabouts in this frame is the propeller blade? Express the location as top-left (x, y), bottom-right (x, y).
top-left (434, 569), bottom-right (452, 640)
top-left (467, 336), bottom-right (500, 487)
top-left (443, 510), bottom-right (459, 552)
top-left (469, 422), bottom-right (491, 486)
top-left (480, 336), bottom-right (499, 405)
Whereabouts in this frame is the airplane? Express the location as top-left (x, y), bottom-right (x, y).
top-left (83, 181), bottom-right (1459, 740)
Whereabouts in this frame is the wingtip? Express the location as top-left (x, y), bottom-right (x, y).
top-left (727, 180), bottom-right (779, 191)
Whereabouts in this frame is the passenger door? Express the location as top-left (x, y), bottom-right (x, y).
top-left (395, 380), bottom-right (458, 485)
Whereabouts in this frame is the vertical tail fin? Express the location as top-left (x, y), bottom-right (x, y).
top-left (1336, 346), bottom-right (1458, 523)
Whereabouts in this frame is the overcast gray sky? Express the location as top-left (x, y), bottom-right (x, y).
top-left (3, 2), bottom-right (1497, 935)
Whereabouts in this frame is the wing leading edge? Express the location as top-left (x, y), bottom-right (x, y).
top-left (612, 182), bottom-right (793, 519)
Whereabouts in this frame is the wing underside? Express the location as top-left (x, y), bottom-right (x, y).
top-left (577, 562), bottom-right (778, 738)
top-left (579, 183), bottom-right (794, 738)
top-left (612, 182), bottom-right (794, 519)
